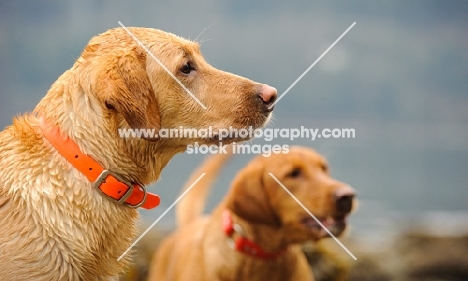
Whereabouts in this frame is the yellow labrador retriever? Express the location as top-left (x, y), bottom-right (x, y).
top-left (149, 146), bottom-right (356, 281)
top-left (0, 27), bottom-right (276, 280)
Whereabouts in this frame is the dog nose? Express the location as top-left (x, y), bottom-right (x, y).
top-left (257, 84), bottom-right (277, 112)
top-left (334, 187), bottom-right (355, 215)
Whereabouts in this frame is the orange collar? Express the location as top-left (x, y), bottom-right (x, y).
top-left (39, 118), bottom-right (160, 209)
top-left (222, 210), bottom-right (287, 260)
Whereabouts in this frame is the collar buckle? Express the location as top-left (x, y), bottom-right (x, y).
top-left (93, 170), bottom-right (135, 205)
top-left (226, 223), bottom-right (244, 249)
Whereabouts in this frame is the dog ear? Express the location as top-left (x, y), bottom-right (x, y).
top-left (226, 162), bottom-right (281, 226)
top-left (100, 50), bottom-right (161, 141)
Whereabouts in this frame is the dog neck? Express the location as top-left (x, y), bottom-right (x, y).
top-left (33, 70), bottom-right (181, 184)
top-left (38, 116), bottom-right (160, 209)
top-left (222, 209), bottom-right (289, 260)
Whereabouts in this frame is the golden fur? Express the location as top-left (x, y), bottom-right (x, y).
top-left (0, 27), bottom-right (276, 280)
top-left (148, 146), bottom-right (356, 281)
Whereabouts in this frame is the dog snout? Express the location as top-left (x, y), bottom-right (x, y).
top-left (257, 84), bottom-right (277, 112)
top-left (334, 187), bottom-right (356, 215)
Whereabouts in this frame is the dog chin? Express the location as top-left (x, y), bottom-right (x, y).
top-left (262, 112), bottom-right (273, 125)
top-left (301, 216), bottom-right (348, 240)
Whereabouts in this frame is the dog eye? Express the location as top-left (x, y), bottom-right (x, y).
top-left (287, 167), bottom-right (302, 178)
top-left (320, 164), bottom-right (328, 172)
top-left (180, 62), bottom-right (195, 74)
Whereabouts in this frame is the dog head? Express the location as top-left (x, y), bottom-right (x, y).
top-left (77, 27), bottom-right (276, 145)
top-left (227, 146), bottom-right (357, 244)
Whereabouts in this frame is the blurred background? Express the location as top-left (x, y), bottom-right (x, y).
top-left (1, 1), bottom-right (467, 280)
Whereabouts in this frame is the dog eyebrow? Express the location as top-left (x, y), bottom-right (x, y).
top-left (181, 42), bottom-right (201, 56)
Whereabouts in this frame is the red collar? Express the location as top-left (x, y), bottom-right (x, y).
top-left (39, 118), bottom-right (160, 209)
top-left (222, 210), bottom-right (287, 260)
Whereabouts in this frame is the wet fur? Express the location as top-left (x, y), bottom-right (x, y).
top-left (149, 146), bottom-right (356, 281)
top-left (0, 27), bottom-right (274, 280)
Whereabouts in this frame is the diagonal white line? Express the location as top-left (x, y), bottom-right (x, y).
top-left (117, 173), bottom-right (207, 261)
top-left (268, 173), bottom-right (357, 260)
top-left (269, 22), bottom-right (356, 109)
top-left (118, 21), bottom-right (207, 110)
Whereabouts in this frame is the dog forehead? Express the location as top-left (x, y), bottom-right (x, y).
top-left (136, 28), bottom-right (201, 55)
top-left (85, 27), bottom-right (200, 56)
